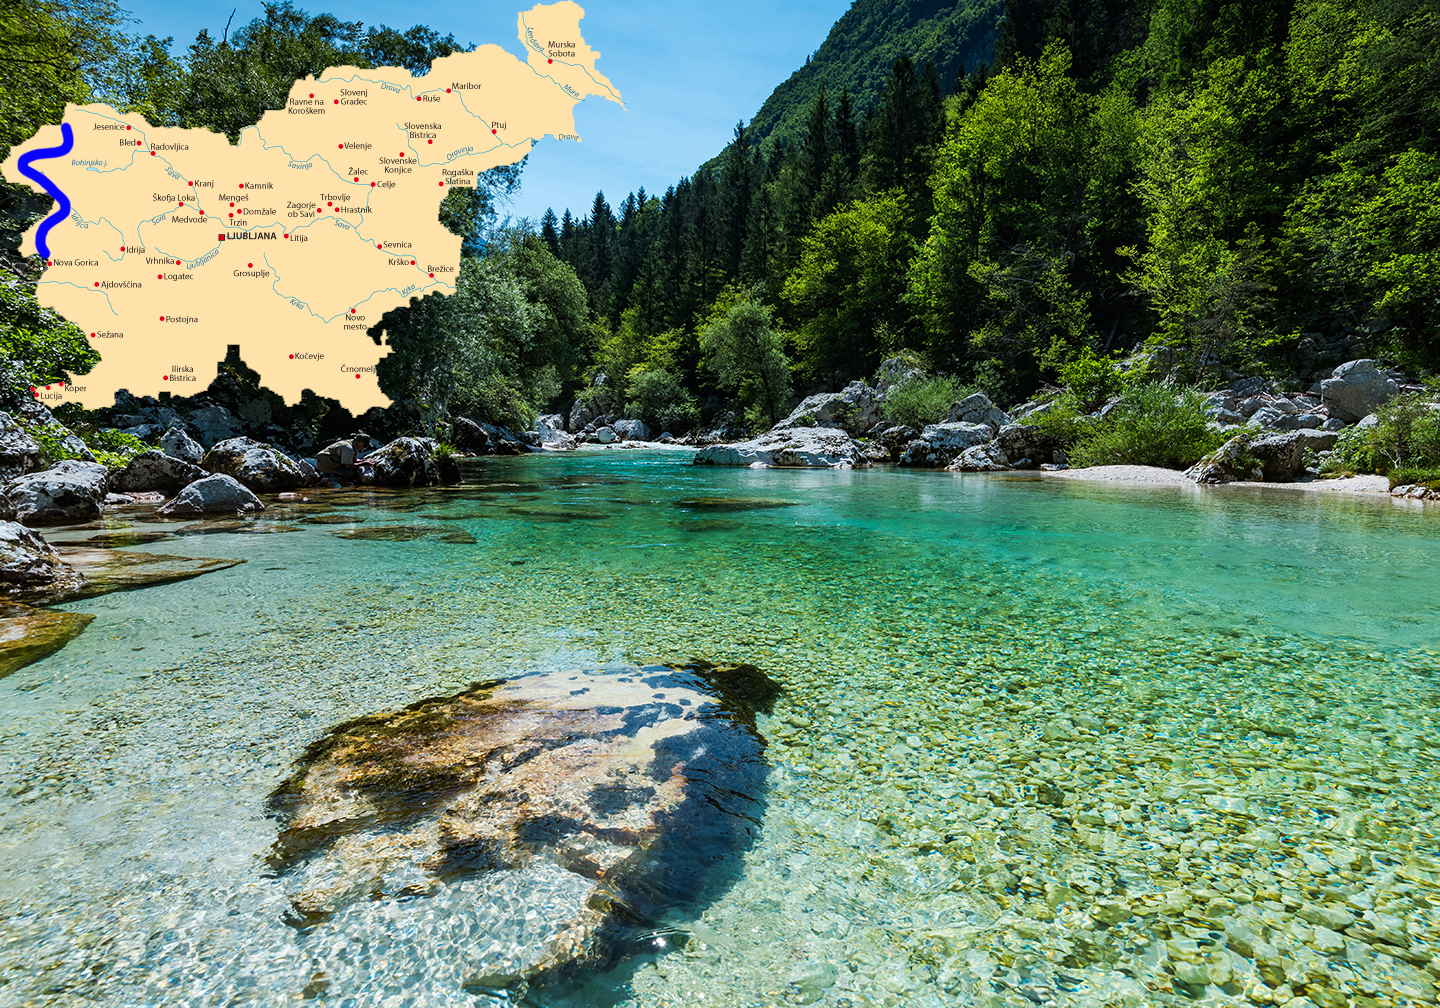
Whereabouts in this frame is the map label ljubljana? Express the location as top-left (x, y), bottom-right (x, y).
top-left (0, 0), bottom-right (621, 413)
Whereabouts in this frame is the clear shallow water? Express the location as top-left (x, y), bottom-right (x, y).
top-left (3, 451), bottom-right (1439, 1008)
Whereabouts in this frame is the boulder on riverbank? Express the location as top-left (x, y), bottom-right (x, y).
top-left (1321, 360), bottom-right (1398, 422)
top-left (898, 422), bottom-right (993, 467)
top-left (204, 437), bottom-right (312, 492)
top-left (158, 473), bottom-right (265, 516)
top-left (0, 413), bottom-right (41, 482)
top-left (112, 450), bottom-right (208, 494)
top-left (365, 437), bottom-right (461, 487)
top-left (266, 662), bottom-right (780, 989)
top-left (0, 521), bottom-right (84, 597)
top-left (694, 426), bottom-right (870, 468)
top-left (774, 381), bottom-right (884, 436)
top-left (159, 426), bottom-right (206, 465)
top-left (2, 460), bottom-right (110, 525)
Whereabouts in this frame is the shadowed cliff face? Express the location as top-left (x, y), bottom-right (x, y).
top-left (265, 662), bottom-right (780, 992)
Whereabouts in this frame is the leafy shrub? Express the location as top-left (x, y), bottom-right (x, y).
top-left (1389, 467), bottom-right (1440, 490)
top-left (27, 421), bottom-right (147, 468)
top-left (1053, 347), bottom-right (1128, 411)
top-left (1068, 382), bottom-right (1226, 469)
top-left (625, 367), bottom-right (699, 433)
top-left (881, 374), bottom-right (972, 429)
top-left (1321, 394), bottom-right (1440, 475)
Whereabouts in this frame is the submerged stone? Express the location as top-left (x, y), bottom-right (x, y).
top-left (674, 497), bottom-right (800, 512)
top-left (15, 547), bottom-right (244, 605)
top-left (0, 602), bottom-right (95, 676)
top-left (329, 524), bottom-right (471, 542)
top-left (297, 514), bottom-right (367, 525)
top-left (265, 662), bottom-right (781, 991)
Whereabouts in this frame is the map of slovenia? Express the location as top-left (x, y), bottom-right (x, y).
top-left (0, 1), bottom-right (621, 413)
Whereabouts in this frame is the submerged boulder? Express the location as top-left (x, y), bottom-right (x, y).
top-left (158, 473), bottom-right (265, 516)
top-left (0, 601), bottom-right (95, 677)
top-left (205, 437), bottom-right (311, 492)
top-left (2, 460), bottom-right (110, 526)
top-left (265, 662), bottom-right (780, 992)
top-left (694, 426), bottom-right (870, 468)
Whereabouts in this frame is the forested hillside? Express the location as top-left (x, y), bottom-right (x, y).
top-left (744, 0), bottom-right (1004, 153)
top-left (3, 0), bottom-right (1436, 444)
top-left (537, 0), bottom-right (1439, 432)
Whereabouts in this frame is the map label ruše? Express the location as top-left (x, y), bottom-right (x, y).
top-left (0, 1), bottom-right (621, 413)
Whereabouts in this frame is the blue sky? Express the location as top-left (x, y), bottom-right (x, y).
top-left (119, 0), bottom-right (851, 224)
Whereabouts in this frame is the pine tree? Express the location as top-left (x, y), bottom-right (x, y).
top-left (719, 122), bottom-right (757, 280)
top-left (540, 208), bottom-right (560, 257)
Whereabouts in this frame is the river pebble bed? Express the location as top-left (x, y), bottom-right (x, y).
top-left (1, 451), bottom-right (1438, 1008)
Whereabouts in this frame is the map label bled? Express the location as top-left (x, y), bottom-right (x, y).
top-left (0, 0), bottom-right (621, 413)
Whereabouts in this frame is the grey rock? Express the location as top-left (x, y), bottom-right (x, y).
top-left (159, 426), bottom-right (205, 465)
top-left (946, 392), bottom-right (1012, 431)
top-left (263, 664), bottom-right (775, 987)
top-left (1322, 417), bottom-right (1347, 431)
top-left (204, 437), bottom-right (311, 492)
top-left (775, 381), bottom-right (883, 435)
top-left (2, 460), bottom-right (110, 526)
top-left (366, 437), bottom-right (460, 488)
top-left (1202, 391), bottom-right (1240, 417)
top-left (947, 442), bottom-right (1011, 471)
top-left (1321, 360), bottom-right (1399, 422)
top-left (479, 423), bottom-right (531, 456)
top-left (1355, 412), bottom-right (1380, 429)
top-left (1212, 409), bottom-right (1247, 426)
top-left (1186, 436), bottom-right (1262, 484)
top-left (1229, 376), bottom-right (1272, 398)
top-left (57, 435), bottom-right (96, 462)
top-left (872, 355), bottom-right (924, 393)
top-left (451, 417), bottom-right (492, 454)
top-left (1293, 413), bottom-right (1326, 429)
top-left (0, 413), bottom-right (41, 481)
top-left (1237, 397), bottom-right (1267, 417)
top-left (1249, 432), bottom-right (1312, 481)
top-left (0, 521), bottom-right (83, 594)
top-left (693, 427), bottom-right (870, 468)
top-left (187, 405), bottom-right (243, 447)
top-left (898, 422), bottom-right (993, 467)
top-left (112, 450), bottom-right (208, 494)
top-left (158, 474), bottom-right (264, 516)
top-left (656, 432), bottom-right (676, 444)
top-left (996, 424), bottom-right (1054, 461)
top-left (591, 426), bottom-right (617, 445)
top-left (611, 418), bottom-right (651, 442)
top-left (1269, 398), bottom-right (1303, 415)
top-left (533, 414), bottom-right (577, 451)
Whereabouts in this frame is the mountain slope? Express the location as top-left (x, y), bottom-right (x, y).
top-left (746, 0), bottom-right (1004, 152)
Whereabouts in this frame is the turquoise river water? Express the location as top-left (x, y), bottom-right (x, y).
top-left (2, 449), bottom-right (1438, 1008)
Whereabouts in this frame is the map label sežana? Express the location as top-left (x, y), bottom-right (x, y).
top-left (0, 0), bottom-right (622, 415)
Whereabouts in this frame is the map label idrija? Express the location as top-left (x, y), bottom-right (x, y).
top-left (0, 0), bottom-right (622, 413)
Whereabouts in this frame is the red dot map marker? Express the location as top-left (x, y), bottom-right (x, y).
top-left (163, 375), bottom-right (168, 380)
top-left (248, 263), bottom-right (253, 268)
top-left (289, 354), bottom-right (294, 359)
top-left (157, 273), bottom-right (163, 279)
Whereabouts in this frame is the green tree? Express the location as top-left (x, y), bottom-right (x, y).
top-left (782, 191), bottom-right (916, 381)
top-left (698, 298), bottom-right (793, 428)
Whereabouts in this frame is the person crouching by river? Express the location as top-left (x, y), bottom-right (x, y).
top-left (315, 432), bottom-right (375, 485)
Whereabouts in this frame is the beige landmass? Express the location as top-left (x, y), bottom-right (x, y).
top-left (0, 0), bottom-right (620, 414)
